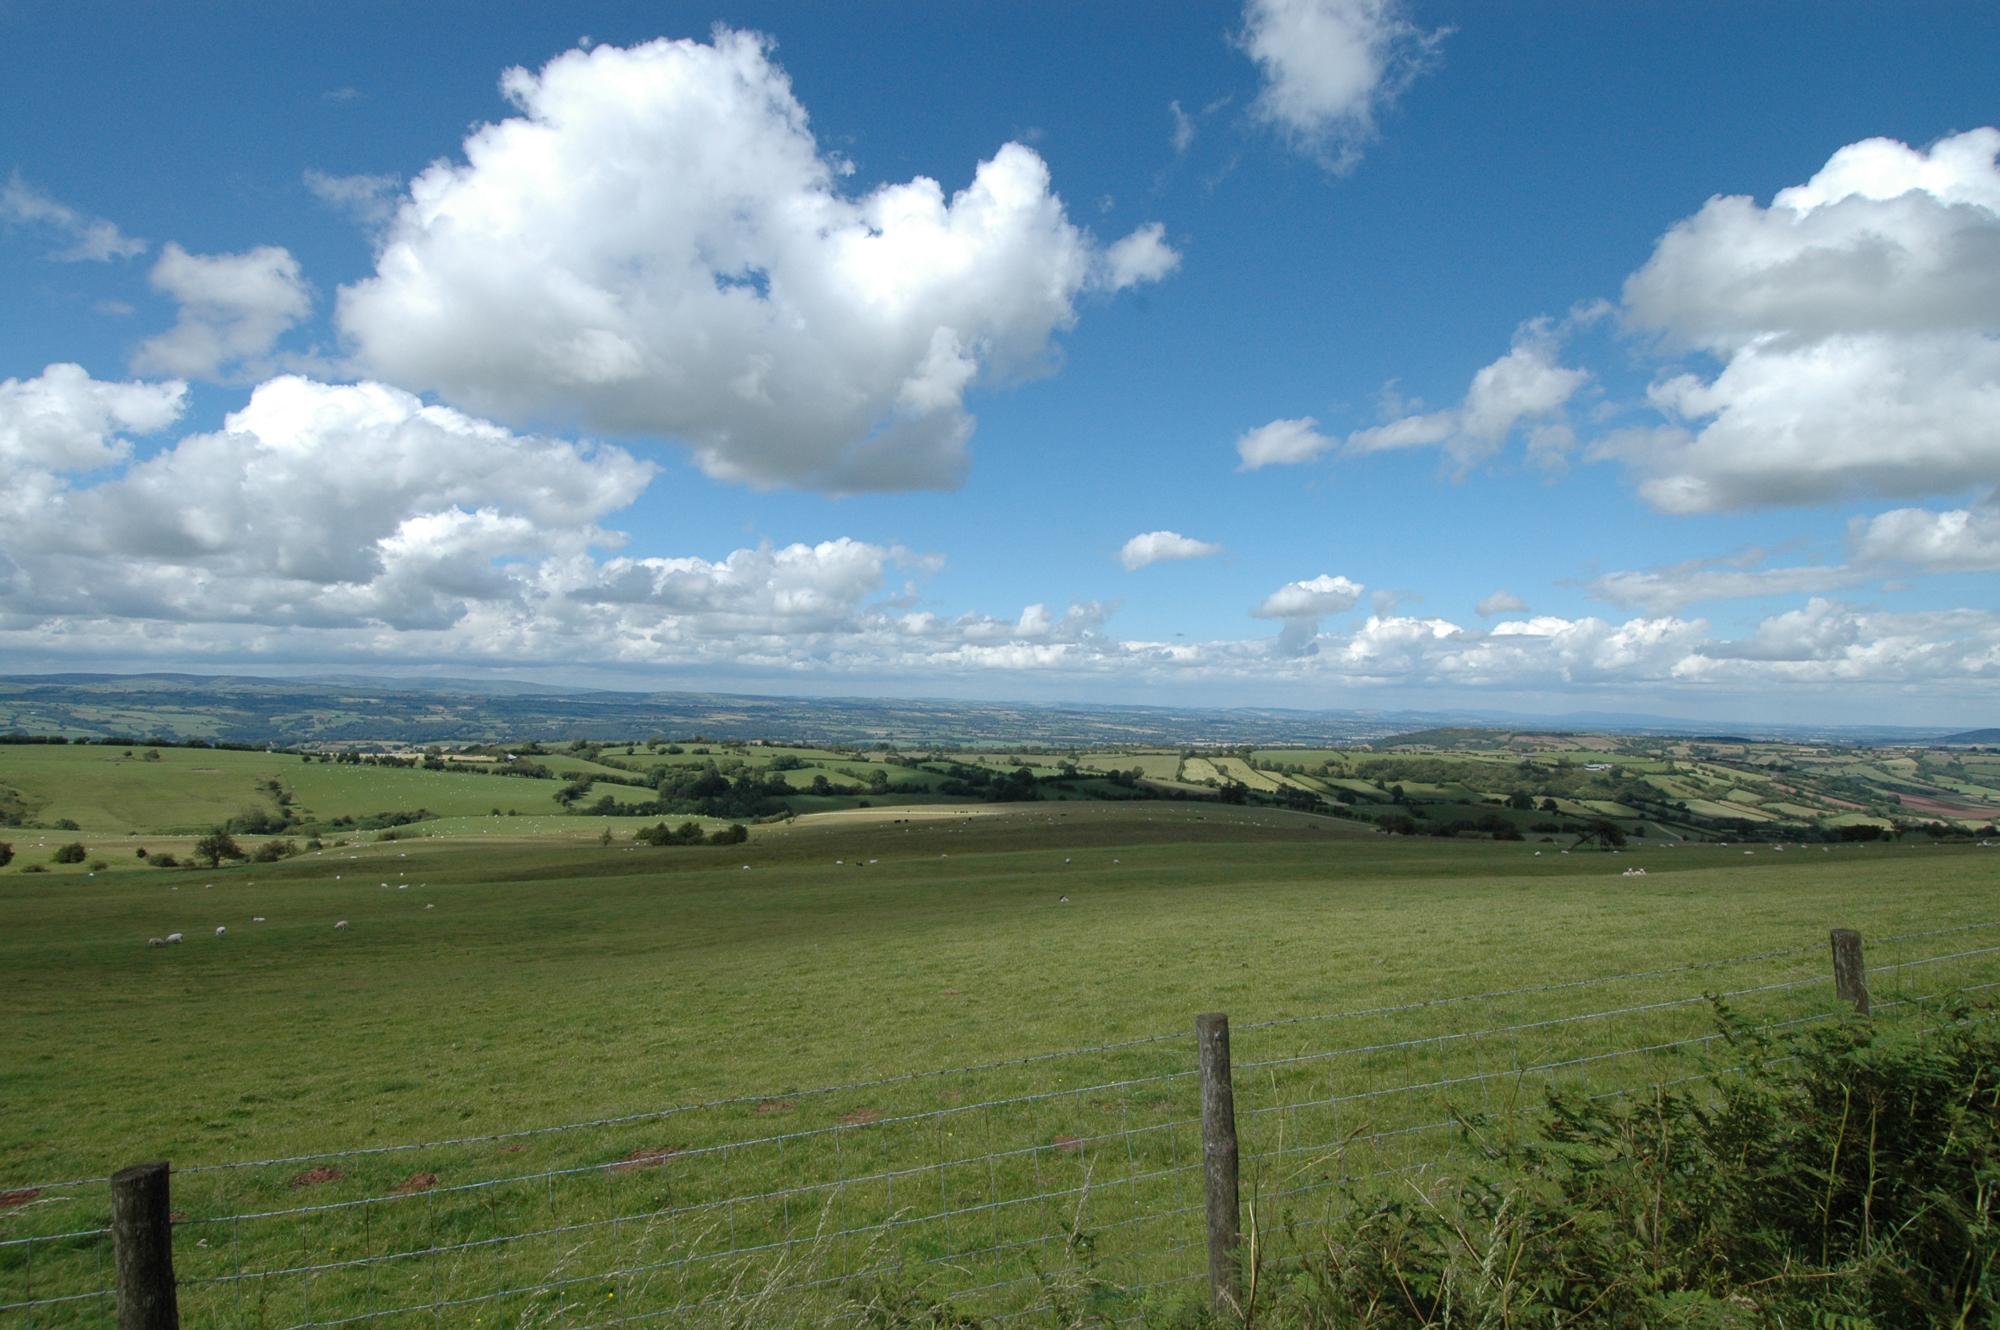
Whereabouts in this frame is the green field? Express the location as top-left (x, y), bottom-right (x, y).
top-left (4, 791), bottom-right (1997, 1326)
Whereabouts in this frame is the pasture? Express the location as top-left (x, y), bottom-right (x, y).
top-left (4, 792), bottom-right (1997, 1325)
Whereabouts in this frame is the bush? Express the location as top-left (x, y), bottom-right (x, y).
top-left (0, 842), bottom-right (11, 867)
top-left (51, 842), bottom-right (88, 864)
top-left (709, 823), bottom-right (749, 845)
top-left (52, 818), bottom-right (80, 831)
top-left (148, 853), bottom-right (178, 868)
top-left (251, 839), bottom-right (299, 863)
top-left (86, 859), bottom-right (107, 871)
top-left (635, 820), bottom-right (708, 846)
top-left (1272, 1006), bottom-right (2000, 1329)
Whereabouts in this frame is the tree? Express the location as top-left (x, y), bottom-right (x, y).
top-left (1571, 818), bottom-right (1628, 851)
top-left (193, 830), bottom-right (246, 868)
top-left (0, 842), bottom-right (11, 868)
top-left (52, 842), bottom-right (88, 864)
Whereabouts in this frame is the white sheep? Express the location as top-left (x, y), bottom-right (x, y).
top-left (147, 937), bottom-right (165, 947)
top-left (335, 920), bottom-right (349, 930)
top-left (215, 926), bottom-right (226, 936)
top-left (165, 933), bottom-right (183, 944)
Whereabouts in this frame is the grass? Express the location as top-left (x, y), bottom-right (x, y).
top-left (3, 802), bottom-right (1996, 1326)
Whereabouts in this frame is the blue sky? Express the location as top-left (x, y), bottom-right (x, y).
top-left (2, 1), bottom-right (1997, 724)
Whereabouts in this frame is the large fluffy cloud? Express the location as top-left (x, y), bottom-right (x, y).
top-left (2, 371), bottom-right (653, 630)
top-left (336, 29), bottom-right (1176, 494)
top-left (0, 364), bottom-right (186, 526)
top-left (1239, 0), bottom-right (1444, 172)
top-left (1608, 128), bottom-right (2000, 513)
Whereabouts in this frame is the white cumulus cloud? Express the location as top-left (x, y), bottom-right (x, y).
top-left (1848, 496), bottom-right (2000, 572)
top-left (1, 373), bottom-right (653, 631)
top-left (1252, 572), bottom-right (1365, 619)
top-left (335, 29), bottom-right (1178, 494)
top-left (1239, 0), bottom-right (1444, 172)
top-left (1348, 322), bottom-right (1589, 471)
top-left (1100, 223), bottom-right (1182, 290)
top-left (0, 365), bottom-right (187, 527)
top-left (132, 244), bottom-right (313, 381)
top-left (1608, 128), bottom-right (2000, 512)
top-left (1235, 416), bottom-right (1334, 470)
top-left (1119, 530), bottom-right (1224, 571)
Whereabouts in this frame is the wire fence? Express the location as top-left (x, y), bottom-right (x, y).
top-left (6, 920), bottom-right (1999, 1329)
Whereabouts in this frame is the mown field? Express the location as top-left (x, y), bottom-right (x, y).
top-left (5, 765), bottom-right (1998, 1326)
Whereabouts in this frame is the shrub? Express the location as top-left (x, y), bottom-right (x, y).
top-left (87, 859), bottom-right (107, 872)
top-left (1272, 1007), bottom-right (2000, 1329)
top-left (0, 842), bottom-right (11, 867)
top-left (635, 820), bottom-right (708, 846)
top-left (708, 823), bottom-right (749, 845)
top-left (52, 818), bottom-right (80, 831)
top-left (20, 863), bottom-right (45, 873)
top-left (251, 839), bottom-right (299, 863)
top-left (51, 842), bottom-right (88, 864)
top-left (149, 853), bottom-right (178, 868)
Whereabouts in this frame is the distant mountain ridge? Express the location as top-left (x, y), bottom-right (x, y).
top-left (0, 673), bottom-right (1968, 748)
top-left (1934, 729), bottom-right (2000, 745)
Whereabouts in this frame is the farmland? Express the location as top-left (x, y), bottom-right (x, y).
top-left (3, 735), bottom-right (1998, 1325)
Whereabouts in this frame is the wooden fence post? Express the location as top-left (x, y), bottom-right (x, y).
top-left (112, 1160), bottom-right (178, 1330)
top-left (1831, 928), bottom-right (1870, 1016)
top-left (1197, 1012), bottom-right (1241, 1316)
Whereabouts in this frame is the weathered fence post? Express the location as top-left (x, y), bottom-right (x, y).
top-left (1197, 1012), bottom-right (1241, 1316)
top-left (112, 1160), bottom-right (178, 1330)
top-left (1831, 928), bottom-right (1870, 1016)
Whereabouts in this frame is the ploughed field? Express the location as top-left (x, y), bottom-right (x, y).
top-left (4, 803), bottom-right (1996, 1326)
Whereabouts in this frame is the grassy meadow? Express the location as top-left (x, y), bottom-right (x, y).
top-left (4, 743), bottom-right (1999, 1325)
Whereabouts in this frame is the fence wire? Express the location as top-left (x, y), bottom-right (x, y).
top-left (5, 925), bottom-right (1997, 1328)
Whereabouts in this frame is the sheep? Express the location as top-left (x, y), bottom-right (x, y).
top-left (165, 933), bottom-right (183, 944)
top-left (215, 926), bottom-right (226, 936)
top-left (148, 937), bottom-right (165, 947)
top-left (335, 920), bottom-right (349, 930)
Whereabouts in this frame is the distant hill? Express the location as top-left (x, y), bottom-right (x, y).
top-left (1934, 729), bottom-right (2000, 745)
top-left (0, 673), bottom-right (1962, 748)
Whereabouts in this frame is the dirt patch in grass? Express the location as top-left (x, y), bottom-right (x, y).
top-left (611, 1147), bottom-right (677, 1172)
top-left (0, 1188), bottom-right (42, 1209)
top-left (290, 1166), bottom-right (342, 1189)
top-left (839, 1108), bottom-right (885, 1125)
top-left (1052, 1136), bottom-right (1082, 1154)
top-left (392, 1173), bottom-right (437, 1194)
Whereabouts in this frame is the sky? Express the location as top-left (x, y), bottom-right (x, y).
top-left (1, 1), bottom-right (1996, 725)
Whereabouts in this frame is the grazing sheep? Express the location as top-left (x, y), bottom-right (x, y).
top-left (147, 937), bottom-right (165, 947)
top-left (335, 920), bottom-right (349, 930)
top-left (165, 933), bottom-right (183, 944)
top-left (215, 926), bottom-right (226, 936)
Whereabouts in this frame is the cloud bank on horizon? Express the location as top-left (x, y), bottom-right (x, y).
top-left (1, 6), bottom-right (1996, 721)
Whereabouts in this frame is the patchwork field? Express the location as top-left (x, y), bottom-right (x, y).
top-left (5, 744), bottom-right (1999, 1326)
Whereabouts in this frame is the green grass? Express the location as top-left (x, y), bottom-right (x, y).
top-left (3, 805), bottom-right (1995, 1325)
